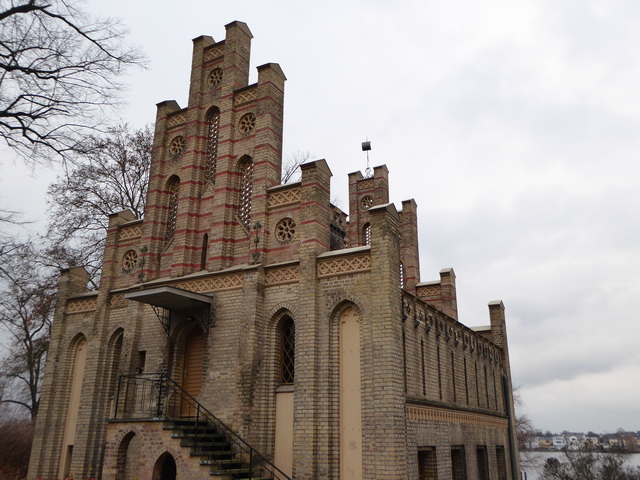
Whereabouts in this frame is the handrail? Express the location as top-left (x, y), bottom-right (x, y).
top-left (114, 373), bottom-right (293, 480)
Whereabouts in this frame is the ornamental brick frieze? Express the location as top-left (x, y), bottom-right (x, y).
top-left (358, 179), bottom-right (375, 190)
top-left (267, 188), bottom-right (301, 208)
top-left (119, 223), bottom-right (142, 240)
top-left (317, 254), bottom-right (372, 277)
top-left (166, 112), bottom-right (187, 128)
top-left (178, 274), bottom-right (244, 293)
top-left (234, 88), bottom-right (257, 105)
top-left (204, 45), bottom-right (224, 61)
top-left (265, 266), bottom-right (300, 285)
top-left (416, 284), bottom-right (441, 298)
top-left (67, 297), bottom-right (97, 314)
top-left (406, 404), bottom-right (508, 429)
top-left (109, 294), bottom-right (127, 309)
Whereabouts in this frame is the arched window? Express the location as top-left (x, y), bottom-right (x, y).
top-left (238, 157), bottom-right (254, 228)
top-left (165, 176), bottom-right (180, 242)
top-left (205, 108), bottom-right (220, 184)
top-left (200, 233), bottom-right (208, 270)
top-left (280, 317), bottom-right (295, 385)
top-left (363, 222), bottom-right (371, 246)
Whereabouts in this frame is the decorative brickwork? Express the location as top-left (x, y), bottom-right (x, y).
top-left (204, 45), bottom-right (224, 61)
top-left (109, 294), bottom-right (127, 308)
top-left (178, 273), bottom-right (244, 293)
top-left (268, 187), bottom-right (301, 208)
top-left (407, 404), bottom-right (509, 428)
top-left (317, 254), bottom-right (372, 277)
top-left (166, 112), bottom-right (187, 128)
top-left (66, 297), bottom-right (97, 314)
top-left (265, 266), bottom-right (300, 284)
top-left (119, 223), bottom-right (142, 240)
top-left (235, 88), bottom-right (257, 105)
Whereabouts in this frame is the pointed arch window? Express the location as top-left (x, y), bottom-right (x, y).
top-left (280, 317), bottom-right (295, 385)
top-left (238, 157), bottom-right (254, 228)
top-left (165, 176), bottom-right (180, 242)
top-left (200, 233), bottom-right (208, 270)
top-left (205, 108), bottom-right (220, 184)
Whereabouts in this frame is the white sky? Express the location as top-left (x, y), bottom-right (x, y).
top-left (2, 0), bottom-right (640, 434)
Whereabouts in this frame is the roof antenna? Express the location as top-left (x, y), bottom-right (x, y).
top-left (362, 140), bottom-right (372, 178)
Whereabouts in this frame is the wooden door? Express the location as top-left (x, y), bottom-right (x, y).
top-left (181, 328), bottom-right (205, 417)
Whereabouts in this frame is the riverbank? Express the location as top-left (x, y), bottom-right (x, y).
top-left (520, 452), bottom-right (640, 479)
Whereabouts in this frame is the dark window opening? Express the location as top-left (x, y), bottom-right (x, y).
top-left (476, 446), bottom-right (489, 480)
top-left (451, 446), bottom-right (467, 480)
top-left (496, 446), bottom-right (507, 480)
top-left (418, 447), bottom-right (438, 480)
top-left (280, 318), bottom-right (295, 384)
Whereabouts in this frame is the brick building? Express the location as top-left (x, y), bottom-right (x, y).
top-left (28, 21), bottom-right (520, 480)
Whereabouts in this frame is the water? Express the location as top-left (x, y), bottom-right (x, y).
top-left (520, 452), bottom-right (640, 480)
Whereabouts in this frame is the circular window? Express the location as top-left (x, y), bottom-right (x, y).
top-left (122, 250), bottom-right (138, 273)
top-left (361, 196), bottom-right (373, 209)
top-left (208, 68), bottom-right (223, 87)
top-left (169, 136), bottom-right (185, 156)
top-left (275, 218), bottom-right (296, 243)
top-left (238, 113), bottom-right (256, 136)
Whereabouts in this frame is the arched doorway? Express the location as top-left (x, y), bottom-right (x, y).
top-left (180, 327), bottom-right (205, 417)
top-left (116, 431), bottom-right (140, 480)
top-left (59, 336), bottom-right (88, 479)
top-left (274, 316), bottom-right (295, 477)
top-left (340, 307), bottom-right (363, 480)
top-left (152, 452), bottom-right (176, 480)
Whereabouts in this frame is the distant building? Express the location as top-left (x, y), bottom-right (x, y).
top-left (28, 21), bottom-right (520, 480)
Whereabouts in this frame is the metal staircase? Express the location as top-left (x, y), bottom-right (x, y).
top-left (114, 373), bottom-right (292, 480)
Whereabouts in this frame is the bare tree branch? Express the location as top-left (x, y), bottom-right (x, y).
top-left (282, 150), bottom-right (313, 184)
top-left (0, 0), bottom-right (145, 165)
top-left (45, 124), bottom-right (152, 286)
top-left (0, 241), bottom-right (56, 420)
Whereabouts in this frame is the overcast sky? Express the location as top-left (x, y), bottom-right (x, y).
top-left (2, 0), bottom-right (640, 434)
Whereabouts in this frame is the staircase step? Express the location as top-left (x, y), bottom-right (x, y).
top-left (174, 432), bottom-right (226, 441)
top-left (191, 450), bottom-right (233, 458)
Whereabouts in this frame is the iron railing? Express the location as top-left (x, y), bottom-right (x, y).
top-left (114, 372), bottom-right (292, 480)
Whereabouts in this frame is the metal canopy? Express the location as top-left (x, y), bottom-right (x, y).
top-left (124, 286), bottom-right (212, 311)
top-left (124, 286), bottom-right (213, 335)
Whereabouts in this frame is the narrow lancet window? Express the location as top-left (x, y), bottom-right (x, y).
top-left (280, 317), bottom-right (295, 384)
top-left (205, 108), bottom-right (220, 184)
top-left (238, 157), bottom-right (254, 228)
top-left (165, 176), bottom-right (180, 242)
top-left (363, 223), bottom-right (371, 246)
top-left (200, 233), bottom-right (208, 270)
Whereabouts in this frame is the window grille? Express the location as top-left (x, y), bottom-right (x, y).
top-left (418, 447), bottom-right (438, 480)
top-left (476, 446), bottom-right (489, 480)
top-left (238, 158), bottom-right (254, 228)
top-left (280, 318), bottom-right (295, 384)
top-left (205, 109), bottom-right (220, 184)
top-left (496, 446), bottom-right (507, 480)
top-left (200, 234), bottom-right (208, 270)
top-left (450, 446), bottom-right (467, 480)
top-left (165, 177), bottom-right (180, 242)
top-left (363, 222), bottom-right (371, 246)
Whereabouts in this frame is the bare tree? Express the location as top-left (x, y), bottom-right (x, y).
top-left (0, 242), bottom-right (56, 420)
top-left (542, 450), bottom-right (640, 480)
top-left (45, 124), bottom-right (152, 286)
top-left (0, 417), bottom-right (34, 479)
top-left (282, 150), bottom-right (313, 184)
top-left (0, 0), bottom-right (144, 164)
